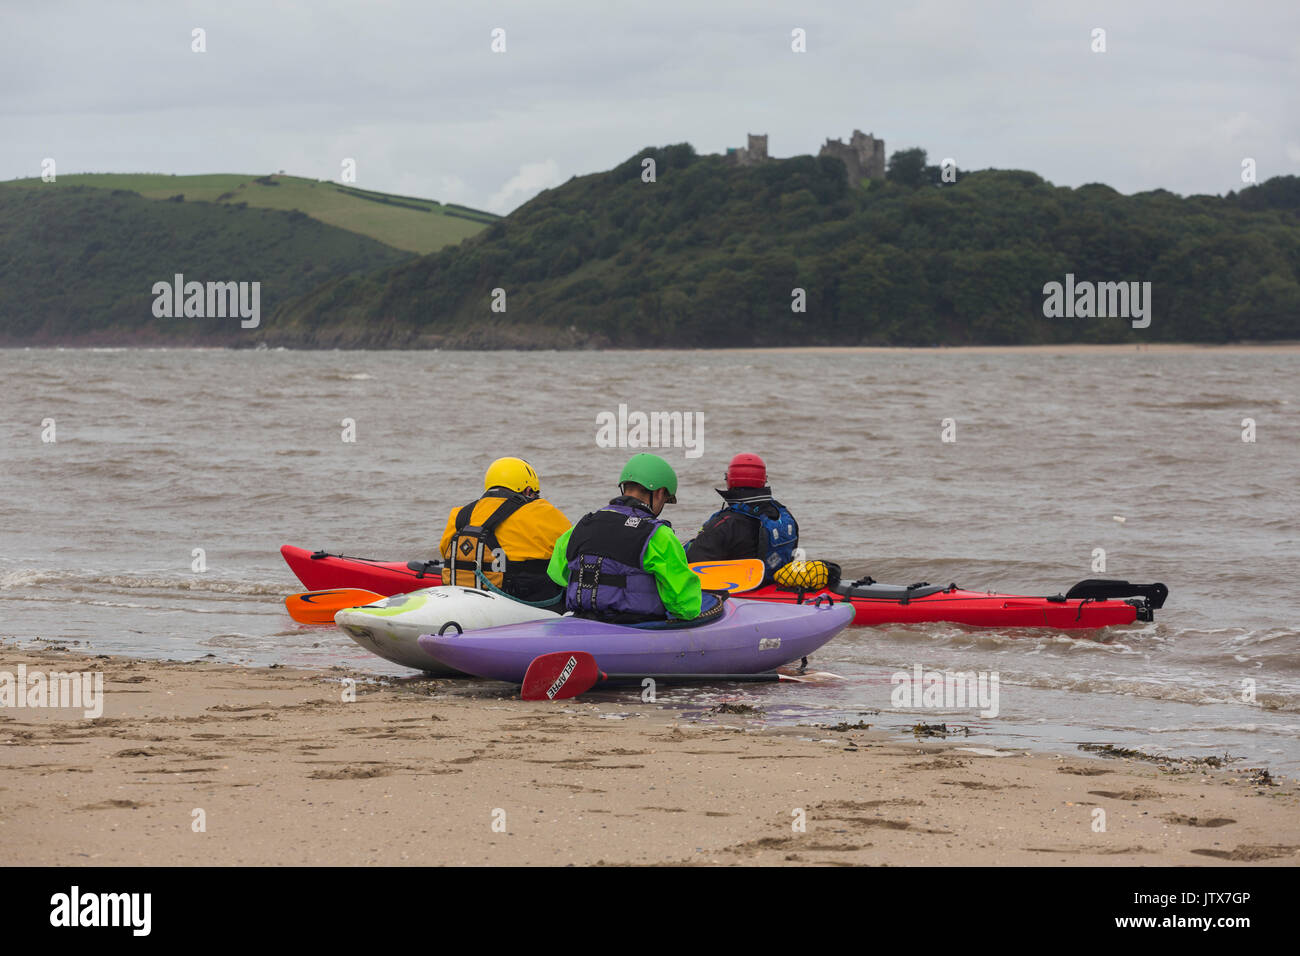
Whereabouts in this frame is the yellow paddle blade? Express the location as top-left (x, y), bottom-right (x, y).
top-left (688, 559), bottom-right (766, 593)
top-left (285, 588), bottom-right (385, 625)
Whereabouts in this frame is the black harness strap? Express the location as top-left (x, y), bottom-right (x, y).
top-left (448, 492), bottom-right (534, 587)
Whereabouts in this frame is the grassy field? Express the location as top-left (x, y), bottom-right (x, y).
top-left (3, 173), bottom-right (497, 255)
top-left (0, 185), bottom-right (413, 344)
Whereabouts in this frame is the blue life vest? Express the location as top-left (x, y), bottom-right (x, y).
top-left (726, 500), bottom-right (799, 570)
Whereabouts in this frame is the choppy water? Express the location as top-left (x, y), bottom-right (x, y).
top-left (3, 347), bottom-right (1297, 774)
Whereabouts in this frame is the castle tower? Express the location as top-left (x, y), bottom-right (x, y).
top-left (726, 133), bottom-right (771, 166)
top-left (818, 129), bottom-right (885, 184)
top-left (850, 130), bottom-right (885, 180)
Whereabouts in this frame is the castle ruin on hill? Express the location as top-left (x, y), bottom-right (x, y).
top-left (819, 130), bottom-right (886, 183)
top-left (726, 134), bottom-right (769, 166)
top-left (724, 129), bottom-right (886, 186)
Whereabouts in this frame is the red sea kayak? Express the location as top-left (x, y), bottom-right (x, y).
top-left (742, 578), bottom-right (1167, 630)
top-left (280, 546), bottom-right (1166, 630)
top-left (281, 545), bottom-right (444, 593)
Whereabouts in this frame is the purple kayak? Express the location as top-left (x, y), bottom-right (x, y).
top-left (416, 597), bottom-right (855, 683)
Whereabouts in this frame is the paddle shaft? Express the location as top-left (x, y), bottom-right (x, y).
top-left (600, 672), bottom-right (785, 686)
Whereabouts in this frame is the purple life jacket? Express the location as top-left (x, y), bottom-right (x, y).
top-left (564, 497), bottom-right (670, 622)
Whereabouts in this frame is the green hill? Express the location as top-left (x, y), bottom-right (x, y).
top-left (1, 173), bottom-right (497, 255)
top-left (0, 186), bottom-right (413, 345)
top-left (5, 153), bottom-right (1297, 348)
top-left (266, 145), bottom-right (1300, 348)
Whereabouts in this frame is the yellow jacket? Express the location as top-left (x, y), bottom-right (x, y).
top-left (440, 495), bottom-right (572, 588)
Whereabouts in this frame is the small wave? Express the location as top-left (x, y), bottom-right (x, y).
top-left (1142, 721), bottom-right (1300, 735)
top-left (1003, 673), bottom-right (1300, 713)
top-left (5, 594), bottom-right (256, 614)
top-left (0, 568), bottom-right (284, 596)
top-left (1227, 626), bottom-right (1300, 647)
top-left (1, 595), bottom-right (164, 610)
top-left (200, 633), bottom-right (269, 648)
top-left (1134, 395), bottom-right (1290, 410)
top-left (857, 624), bottom-right (1152, 655)
top-left (1187, 652), bottom-right (1300, 675)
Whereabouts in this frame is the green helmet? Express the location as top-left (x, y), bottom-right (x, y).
top-left (619, 453), bottom-right (678, 504)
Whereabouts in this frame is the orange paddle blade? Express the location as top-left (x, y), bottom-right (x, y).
top-left (689, 559), bottom-right (766, 593)
top-left (285, 588), bottom-right (385, 625)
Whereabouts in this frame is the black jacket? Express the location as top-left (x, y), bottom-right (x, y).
top-left (683, 487), bottom-right (796, 565)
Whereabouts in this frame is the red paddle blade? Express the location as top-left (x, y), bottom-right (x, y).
top-left (521, 652), bottom-right (604, 701)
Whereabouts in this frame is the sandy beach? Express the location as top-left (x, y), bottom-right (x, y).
top-left (2, 647), bottom-right (1296, 867)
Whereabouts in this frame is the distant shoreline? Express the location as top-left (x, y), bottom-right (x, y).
top-left (4, 341), bottom-right (1298, 354)
top-left (769, 341), bottom-right (1300, 354)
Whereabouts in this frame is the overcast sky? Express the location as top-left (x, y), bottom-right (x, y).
top-left (4, 0), bottom-right (1297, 213)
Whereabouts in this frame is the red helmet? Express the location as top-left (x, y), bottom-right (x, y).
top-left (725, 453), bottom-right (767, 489)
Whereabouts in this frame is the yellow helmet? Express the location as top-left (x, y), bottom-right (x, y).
top-left (483, 457), bottom-right (540, 495)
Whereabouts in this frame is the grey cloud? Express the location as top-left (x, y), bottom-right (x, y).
top-left (2, 0), bottom-right (1296, 213)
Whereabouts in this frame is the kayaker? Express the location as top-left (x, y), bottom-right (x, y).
top-left (441, 457), bottom-right (571, 605)
top-left (546, 452), bottom-right (702, 624)
top-left (684, 453), bottom-right (800, 580)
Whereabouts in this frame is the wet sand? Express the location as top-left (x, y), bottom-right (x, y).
top-left (2, 648), bottom-right (1297, 866)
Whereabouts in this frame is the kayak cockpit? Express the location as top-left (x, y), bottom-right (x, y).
top-left (631, 591), bottom-right (728, 630)
top-left (831, 579), bottom-right (951, 602)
